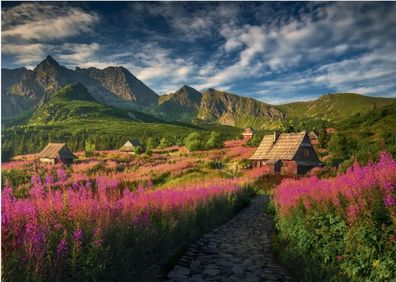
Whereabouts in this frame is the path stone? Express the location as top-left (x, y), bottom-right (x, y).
top-left (166, 195), bottom-right (291, 281)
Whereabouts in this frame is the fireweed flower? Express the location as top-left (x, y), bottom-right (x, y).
top-left (45, 174), bottom-right (54, 186)
top-left (73, 228), bottom-right (83, 242)
top-left (24, 222), bottom-right (45, 258)
top-left (346, 205), bottom-right (359, 223)
top-left (57, 168), bottom-right (67, 181)
top-left (274, 152), bottom-right (396, 215)
top-left (383, 181), bottom-right (394, 192)
top-left (56, 236), bottom-right (68, 258)
top-left (30, 184), bottom-right (44, 199)
top-left (107, 179), bottom-right (119, 189)
top-left (1, 151), bottom-right (264, 278)
top-left (2, 186), bottom-right (14, 202)
top-left (384, 195), bottom-right (396, 207)
top-left (31, 175), bottom-right (42, 186)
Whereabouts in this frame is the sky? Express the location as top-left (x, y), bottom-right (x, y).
top-left (2, 1), bottom-right (396, 104)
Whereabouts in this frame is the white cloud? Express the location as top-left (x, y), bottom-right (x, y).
top-left (2, 43), bottom-right (47, 64)
top-left (2, 3), bottom-right (99, 67)
top-left (2, 2), bottom-right (396, 102)
top-left (2, 43), bottom-right (45, 54)
top-left (333, 44), bottom-right (349, 54)
top-left (58, 43), bottom-right (101, 64)
top-left (199, 25), bottom-right (268, 88)
top-left (127, 2), bottom-right (240, 41)
top-left (194, 2), bottom-right (396, 101)
top-left (253, 46), bottom-right (396, 103)
top-left (2, 3), bottom-right (98, 42)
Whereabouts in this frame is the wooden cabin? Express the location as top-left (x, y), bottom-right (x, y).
top-left (119, 140), bottom-right (143, 154)
top-left (249, 132), bottom-right (321, 175)
top-left (242, 128), bottom-right (254, 140)
top-left (38, 143), bottom-right (76, 165)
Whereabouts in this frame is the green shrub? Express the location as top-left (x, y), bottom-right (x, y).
top-left (185, 132), bottom-right (204, 151)
top-left (247, 134), bottom-right (262, 147)
top-left (158, 138), bottom-right (171, 149)
top-left (2, 169), bottom-right (32, 189)
top-left (205, 131), bottom-right (224, 149)
top-left (134, 146), bottom-right (144, 155)
top-left (274, 191), bottom-right (396, 281)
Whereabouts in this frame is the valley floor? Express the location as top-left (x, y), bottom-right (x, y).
top-left (166, 195), bottom-right (292, 282)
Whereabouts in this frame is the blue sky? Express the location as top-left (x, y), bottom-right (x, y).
top-left (2, 2), bottom-right (396, 104)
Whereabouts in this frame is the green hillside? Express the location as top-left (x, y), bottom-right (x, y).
top-left (278, 93), bottom-right (396, 121)
top-left (342, 102), bottom-right (396, 130)
top-left (341, 102), bottom-right (396, 155)
top-left (2, 84), bottom-right (242, 159)
top-left (28, 82), bottom-right (162, 124)
top-left (325, 102), bottom-right (396, 164)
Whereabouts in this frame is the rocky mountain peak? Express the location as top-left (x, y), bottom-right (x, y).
top-left (35, 55), bottom-right (61, 70)
top-left (180, 85), bottom-right (200, 94)
top-left (75, 65), bottom-right (158, 105)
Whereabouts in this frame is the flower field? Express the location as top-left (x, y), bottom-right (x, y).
top-left (1, 141), bottom-right (259, 281)
top-left (273, 152), bottom-right (396, 280)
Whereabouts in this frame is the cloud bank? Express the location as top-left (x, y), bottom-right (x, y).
top-left (2, 2), bottom-right (396, 101)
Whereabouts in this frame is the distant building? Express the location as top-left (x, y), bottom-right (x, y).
top-left (242, 128), bottom-right (254, 140)
top-left (249, 132), bottom-right (321, 175)
top-left (308, 131), bottom-right (319, 145)
top-left (326, 128), bottom-right (337, 134)
top-left (38, 143), bottom-right (76, 165)
top-left (119, 140), bottom-right (143, 154)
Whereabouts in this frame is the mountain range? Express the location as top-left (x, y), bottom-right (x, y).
top-left (2, 56), bottom-right (396, 129)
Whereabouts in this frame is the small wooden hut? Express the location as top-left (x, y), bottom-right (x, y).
top-left (326, 128), bottom-right (337, 134)
top-left (242, 128), bottom-right (254, 140)
top-left (119, 140), bottom-right (143, 154)
top-left (38, 143), bottom-right (76, 165)
top-left (249, 132), bottom-right (321, 175)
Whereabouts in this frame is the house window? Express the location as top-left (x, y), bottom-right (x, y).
top-left (304, 149), bottom-right (310, 158)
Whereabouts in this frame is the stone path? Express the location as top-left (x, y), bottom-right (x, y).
top-left (166, 195), bottom-right (292, 282)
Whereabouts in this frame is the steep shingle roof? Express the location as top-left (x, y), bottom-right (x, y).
top-left (249, 135), bottom-right (274, 160)
top-left (308, 131), bottom-right (318, 139)
top-left (38, 143), bottom-right (76, 159)
top-left (119, 140), bottom-right (142, 152)
top-left (249, 132), bottom-right (306, 160)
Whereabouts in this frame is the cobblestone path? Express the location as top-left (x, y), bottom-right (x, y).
top-left (166, 195), bottom-right (292, 282)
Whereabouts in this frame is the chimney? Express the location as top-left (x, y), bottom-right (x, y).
top-left (273, 131), bottom-right (280, 142)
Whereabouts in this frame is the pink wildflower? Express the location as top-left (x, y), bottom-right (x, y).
top-left (56, 236), bottom-right (68, 258)
top-left (384, 195), bottom-right (396, 207)
top-left (73, 228), bottom-right (83, 242)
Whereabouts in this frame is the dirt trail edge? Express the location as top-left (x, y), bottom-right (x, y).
top-left (166, 195), bottom-right (292, 282)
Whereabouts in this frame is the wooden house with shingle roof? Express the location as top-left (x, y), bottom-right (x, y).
top-left (249, 132), bottom-right (321, 175)
top-left (119, 140), bottom-right (143, 154)
top-left (38, 143), bottom-right (76, 165)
